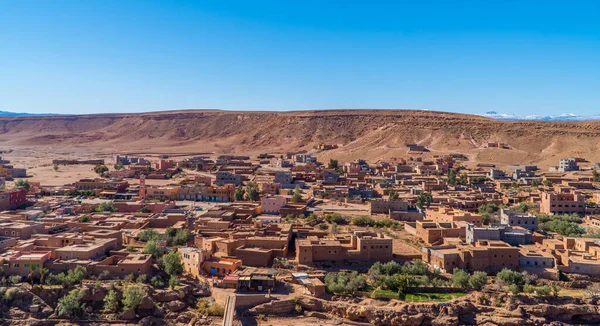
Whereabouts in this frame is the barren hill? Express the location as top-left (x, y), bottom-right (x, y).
top-left (2, 109), bottom-right (600, 167)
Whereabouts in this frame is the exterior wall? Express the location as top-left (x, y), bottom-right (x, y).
top-left (540, 191), bottom-right (585, 215)
top-left (500, 209), bottom-right (538, 231)
top-left (0, 223), bottom-right (44, 239)
top-left (370, 199), bottom-right (409, 214)
top-left (519, 254), bottom-right (555, 269)
top-left (296, 233), bottom-right (392, 264)
top-left (236, 247), bottom-right (275, 267)
top-left (466, 224), bottom-right (501, 244)
top-left (260, 196), bottom-right (287, 214)
top-left (215, 172), bottom-right (242, 186)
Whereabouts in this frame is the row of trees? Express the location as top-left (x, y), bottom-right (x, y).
top-left (57, 284), bottom-right (147, 318)
top-left (137, 227), bottom-right (191, 246)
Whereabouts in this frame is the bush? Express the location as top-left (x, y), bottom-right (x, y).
top-left (79, 215), bottom-right (91, 222)
top-left (143, 241), bottom-right (163, 259)
top-left (122, 285), bottom-right (145, 311)
top-left (351, 216), bottom-right (400, 228)
top-left (136, 274), bottom-right (147, 284)
top-left (537, 214), bottom-right (584, 236)
top-left (318, 223), bottom-right (329, 230)
top-left (95, 201), bottom-right (118, 212)
top-left (496, 268), bottom-right (524, 287)
top-left (46, 266), bottom-right (87, 286)
top-left (57, 289), bottom-right (86, 318)
top-left (324, 271), bottom-right (367, 295)
top-left (9, 275), bottom-right (21, 285)
top-left (103, 289), bottom-right (120, 313)
top-left (195, 299), bottom-right (225, 317)
top-left (151, 276), bottom-right (166, 288)
top-left (169, 275), bottom-right (178, 289)
top-left (451, 269), bottom-right (470, 290)
top-left (4, 287), bottom-right (24, 302)
top-left (325, 213), bottom-right (347, 224)
top-left (509, 284), bottom-right (520, 295)
top-left (161, 250), bottom-right (183, 276)
top-left (124, 273), bottom-right (135, 282)
top-left (137, 229), bottom-right (163, 242)
top-left (469, 271), bottom-right (488, 290)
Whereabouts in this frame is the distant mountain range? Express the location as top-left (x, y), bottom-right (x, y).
top-left (481, 111), bottom-right (600, 121)
top-left (1, 109), bottom-right (599, 121)
top-left (0, 110), bottom-right (58, 117)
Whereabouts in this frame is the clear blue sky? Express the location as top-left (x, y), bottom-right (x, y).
top-left (1, 1), bottom-right (599, 115)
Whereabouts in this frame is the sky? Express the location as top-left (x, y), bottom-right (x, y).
top-left (1, 1), bottom-right (599, 116)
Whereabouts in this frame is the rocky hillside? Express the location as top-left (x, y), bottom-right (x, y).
top-left (2, 109), bottom-right (600, 166)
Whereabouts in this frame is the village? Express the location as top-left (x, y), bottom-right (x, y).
top-left (2, 147), bottom-right (600, 325)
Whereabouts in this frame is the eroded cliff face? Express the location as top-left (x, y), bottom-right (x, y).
top-left (248, 293), bottom-right (600, 326)
top-left (2, 109), bottom-right (600, 166)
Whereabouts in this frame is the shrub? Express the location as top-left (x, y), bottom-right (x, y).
top-left (122, 285), bottom-right (145, 311)
top-left (318, 223), bottom-right (329, 230)
top-left (169, 275), bottom-right (178, 289)
top-left (57, 289), bottom-right (86, 318)
top-left (142, 241), bottom-right (163, 259)
top-left (4, 287), bottom-right (24, 302)
top-left (9, 275), bottom-right (21, 285)
top-left (509, 284), bottom-right (520, 296)
top-left (161, 250), bottom-right (183, 276)
top-left (451, 269), bottom-right (470, 290)
top-left (324, 213), bottom-right (346, 224)
top-left (324, 271), bottom-right (367, 295)
top-left (469, 271), bottom-right (488, 290)
top-left (195, 299), bottom-right (225, 317)
top-left (103, 289), bottom-right (120, 313)
top-left (151, 276), bottom-right (165, 288)
top-left (137, 229), bottom-right (163, 242)
top-left (136, 274), bottom-right (147, 284)
top-left (125, 273), bottom-right (135, 282)
top-left (496, 268), bottom-right (524, 287)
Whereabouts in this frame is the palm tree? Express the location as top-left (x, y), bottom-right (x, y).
top-left (39, 267), bottom-right (49, 285)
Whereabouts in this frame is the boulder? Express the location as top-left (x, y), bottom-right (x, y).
top-left (121, 308), bottom-right (137, 320)
top-left (138, 295), bottom-right (156, 310)
top-left (166, 300), bottom-right (186, 312)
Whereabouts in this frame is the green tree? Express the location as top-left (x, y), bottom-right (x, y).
top-left (451, 268), bottom-right (470, 290)
top-left (79, 215), bottom-right (91, 223)
top-left (95, 201), bottom-right (118, 212)
top-left (542, 179), bottom-right (553, 187)
top-left (53, 164), bottom-right (60, 172)
top-left (416, 192), bottom-right (433, 209)
top-left (57, 289), bottom-right (86, 318)
top-left (327, 159), bottom-right (339, 170)
top-left (509, 284), bottom-right (520, 295)
top-left (234, 186), bottom-right (245, 201)
top-left (389, 190), bottom-right (399, 200)
top-left (103, 289), bottom-right (120, 313)
top-left (114, 163), bottom-right (124, 170)
top-left (137, 228), bottom-right (163, 242)
top-left (136, 274), bottom-right (147, 284)
top-left (169, 275), bottom-right (178, 289)
top-left (246, 184), bottom-right (260, 202)
top-left (325, 213), bottom-right (346, 224)
top-left (551, 284), bottom-right (560, 298)
top-left (122, 285), bottom-right (145, 311)
top-left (291, 185), bottom-right (303, 203)
top-left (161, 250), bottom-right (183, 276)
top-left (446, 169), bottom-right (457, 185)
top-left (142, 241), bottom-right (163, 259)
top-left (531, 179), bottom-right (542, 187)
top-left (594, 170), bottom-right (600, 182)
top-left (94, 165), bottom-right (109, 175)
top-left (39, 267), bottom-right (49, 285)
top-left (496, 268), bottom-right (524, 288)
top-left (15, 179), bottom-right (31, 191)
top-left (469, 271), bottom-right (488, 290)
